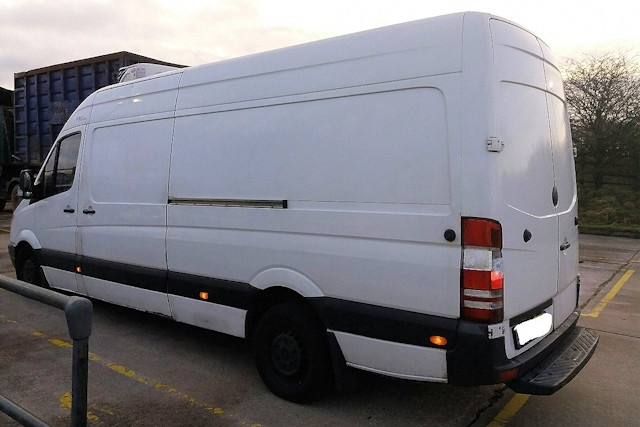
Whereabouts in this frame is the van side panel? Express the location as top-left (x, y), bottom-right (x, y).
top-left (171, 89), bottom-right (448, 205)
top-left (167, 87), bottom-right (459, 321)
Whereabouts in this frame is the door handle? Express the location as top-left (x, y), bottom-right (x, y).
top-left (560, 240), bottom-right (571, 251)
top-left (63, 205), bottom-right (75, 213)
top-left (82, 206), bottom-right (96, 215)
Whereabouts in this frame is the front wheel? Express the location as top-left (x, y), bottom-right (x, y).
top-left (253, 302), bottom-right (333, 402)
top-left (16, 246), bottom-right (48, 288)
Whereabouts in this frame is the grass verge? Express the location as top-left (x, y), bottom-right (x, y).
top-left (578, 185), bottom-right (640, 238)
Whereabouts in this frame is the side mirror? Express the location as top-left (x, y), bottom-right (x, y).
top-left (18, 169), bottom-right (34, 199)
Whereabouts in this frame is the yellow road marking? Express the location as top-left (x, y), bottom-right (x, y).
top-left (49, 338), bottom-right (73, 348)
top-left (487, 393), bottom-right (530, 426)
top-left (59, 393), bottom-right (100, 421)
top-left (25, 331), bottom-right (261, 425)
top-left (582, 269), bottom-right (635, 318)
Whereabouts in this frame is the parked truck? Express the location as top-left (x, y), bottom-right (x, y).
top-left (0, 86), bottom-right (17, 211)
top-left (0, 52), bottom-right (182, 210)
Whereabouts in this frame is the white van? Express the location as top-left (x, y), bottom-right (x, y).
top-left (9, 12), bottom-right (598, 402)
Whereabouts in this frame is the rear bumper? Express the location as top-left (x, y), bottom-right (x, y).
top-left (508, 326), bottom-right (598, 395)
top-left (447, 310), bottom-right (598, 394)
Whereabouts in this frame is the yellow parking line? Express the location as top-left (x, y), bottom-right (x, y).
top-left (487, 393), bottom-right (530, 426)
top-left (582, 269), bottom-right (634, 318)
top-left (487, 269), bottom-right (636, 425)
top-left (26, 329), bottom-right (263, 426)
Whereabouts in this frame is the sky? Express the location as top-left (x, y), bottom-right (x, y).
top-left (1, 0), bottom-right (639, 90)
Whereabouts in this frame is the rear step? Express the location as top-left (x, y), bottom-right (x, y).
top-left (508, 327), bottom-right (599, 395)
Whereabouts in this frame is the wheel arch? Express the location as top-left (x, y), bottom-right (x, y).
top-left (246, 285), bottom-right (319, 341)
top-left (246, 267), bottom-right (326, 338)
top-left (12, 229), bottom-right (41, 251)
top-left (246, 268), bottom-right (356, 397)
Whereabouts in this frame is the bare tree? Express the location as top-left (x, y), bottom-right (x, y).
top-left (563, 52), bottom-right (640, 188)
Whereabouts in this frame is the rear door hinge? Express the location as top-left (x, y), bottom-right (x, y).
top-left (486, 137), bottom-right (505, 152)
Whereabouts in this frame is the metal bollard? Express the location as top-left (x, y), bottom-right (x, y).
top-left (0, 275), bottom-right (92, 427)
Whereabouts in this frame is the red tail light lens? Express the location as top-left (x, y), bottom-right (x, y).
top-left (461, 218), bottom-right (504, 323)
top-left (463, 218), bottom-right (502, 248)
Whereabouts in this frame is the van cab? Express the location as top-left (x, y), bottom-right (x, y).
top-left (10, 12), bottom-right (597, 402)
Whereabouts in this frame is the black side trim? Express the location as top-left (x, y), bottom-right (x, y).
top-left (42, 248), bottom-right (77, 274)
top-left (38, 249), bottom-right (463, 351)
top-left (310, 298), bottom-right (459, 349)
top-left (168, 271), bottom-right (259, 310)
top-left (39, 250), bottom-right (257, 309)
top-left (81, 256), bottom-right (167, 293)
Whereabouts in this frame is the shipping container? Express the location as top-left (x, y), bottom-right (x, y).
top-left (0, 52), bottom-right (183, 210)
top-left (13, 51), bottom-right (184, 165)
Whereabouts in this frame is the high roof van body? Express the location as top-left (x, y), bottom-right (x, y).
top-left (10, 12), bottom-right (597, 401)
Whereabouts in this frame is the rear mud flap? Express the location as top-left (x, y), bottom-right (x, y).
top-left (508, 327), bottom-right (598, 395)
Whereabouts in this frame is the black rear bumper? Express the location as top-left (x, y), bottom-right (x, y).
top-left (507, 326), bottom-right (598, 395)
top-left (447, 311), bottom-right (598, 395)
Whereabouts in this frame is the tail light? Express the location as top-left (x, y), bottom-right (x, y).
top-left (461, 218), bottom-right (504, 323)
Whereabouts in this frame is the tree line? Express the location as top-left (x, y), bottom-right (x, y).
top-left (563, 52), bottom-right (640, 189)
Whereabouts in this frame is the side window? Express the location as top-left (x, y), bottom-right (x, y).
top-left (42, 133), bottom-right (81, 198)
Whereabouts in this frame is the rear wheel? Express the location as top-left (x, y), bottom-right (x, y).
top-left (16, 246), bottom-right (47, 288)
top-left (253, 301), bottom-right (333, 402)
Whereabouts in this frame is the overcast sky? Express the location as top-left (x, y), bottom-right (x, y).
top-left (1, 0), bottom-right (639, 90)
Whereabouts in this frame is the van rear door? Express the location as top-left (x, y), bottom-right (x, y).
top-left (491, 19), bottom-right (579, 330)
top-left (542, 44), bottom-right (580, 328)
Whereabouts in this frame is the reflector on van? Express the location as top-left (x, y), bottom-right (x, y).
top-left (461, 218), bottom-right (504, 323)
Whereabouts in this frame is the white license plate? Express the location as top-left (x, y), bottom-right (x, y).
top-left (513, 312), bottom-right (553, 348)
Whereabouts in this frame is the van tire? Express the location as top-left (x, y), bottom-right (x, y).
top-left (253, 301), bottom-right (333, 402)
top-left (16, 246), bottom-right (48, 288)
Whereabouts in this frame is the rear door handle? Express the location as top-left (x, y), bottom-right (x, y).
top-left (63, 205), bottom-right (75, 213)
top-left (82, 206), bottom-right (96, 215)
top-left (560, 240), bottom-right (571, 251)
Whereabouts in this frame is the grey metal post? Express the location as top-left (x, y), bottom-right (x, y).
top-left (0, 275), bottom-right (93, 427)
top-left (65, 297), bottom-right (92, 427)
top-left (0, 395), bottom-right (50, 427)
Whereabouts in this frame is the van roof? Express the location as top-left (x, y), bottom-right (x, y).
top-left (62, 11), bottom-right (535, 132)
